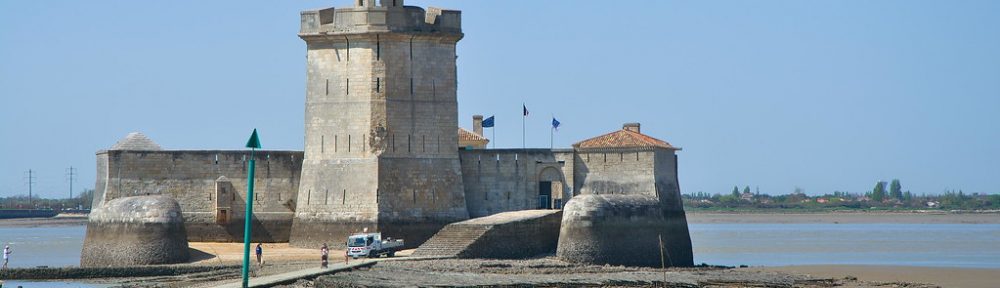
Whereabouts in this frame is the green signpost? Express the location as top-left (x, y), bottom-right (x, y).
top-left (242, 129), bottom-right (261, 288)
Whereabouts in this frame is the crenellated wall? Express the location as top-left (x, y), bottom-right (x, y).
top-left (300, 2), bottom-right (461, 35)
top-left (93, 150), bottom-right (303, 242)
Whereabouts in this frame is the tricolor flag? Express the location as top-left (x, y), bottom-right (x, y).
top-left (552, 117), bottom-right (561, 131)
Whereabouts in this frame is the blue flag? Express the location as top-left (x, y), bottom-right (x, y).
top-left (482, 115), bottom-right (495, 128)
top-left (552, 117), bottom-right (560, 130)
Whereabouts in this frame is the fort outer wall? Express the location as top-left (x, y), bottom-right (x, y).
top-left (558, 145), bottom-right (694, 267)
top-left (458, 149), bottom-right (575, 218)
top-left (94, 149), bottom-right (303, 242)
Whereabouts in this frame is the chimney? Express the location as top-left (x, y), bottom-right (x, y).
top-left (623, 122), bottom-right (641, 133)
top-left (473, 115), bottom-right (484, 136)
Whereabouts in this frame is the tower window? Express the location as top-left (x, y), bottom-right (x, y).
top-left (376, 78), bottom-right (380, 93)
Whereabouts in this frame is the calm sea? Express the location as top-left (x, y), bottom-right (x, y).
top-left (0, 223), bottom-right (998, 270)
top-left (690, 223), bottom-right (1000, 268)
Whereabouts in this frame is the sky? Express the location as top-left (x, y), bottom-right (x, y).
top-left (1, 0), bottom-right (998, 199)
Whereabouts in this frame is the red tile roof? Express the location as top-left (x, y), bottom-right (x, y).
top-left (573, 129), bottom-right (677, 150)
top-left (458, 128), bottom-right (489, 143)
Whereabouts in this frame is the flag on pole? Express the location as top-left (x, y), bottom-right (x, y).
top-left (523, 104), bottom-right (529, 116)
top-left (552, 117), bottom-right (560, 131)
top-left (482, 116), bottom-right (495, 128)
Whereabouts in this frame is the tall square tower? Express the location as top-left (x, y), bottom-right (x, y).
top-left (290, 0), bottom-right (468, 248)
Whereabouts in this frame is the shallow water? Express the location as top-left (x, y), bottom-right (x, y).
top-left (0, 226), bottom-right (85, 268)
top-left (690, 223), bottom-right (1000, 268)
top-left (1, 222), bottom-right (998, 269)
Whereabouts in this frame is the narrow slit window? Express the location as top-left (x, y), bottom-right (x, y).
top-left (321, 135), bottom-right (325, 153)
top-left (348, 135), bottom-right (352, 152)
top-left (346, 78), bottom-right (350, 95)
top-left (376, 78), bottom-right (380, 93)
top-left (342, 189), bottom-right (347, 205)
top-left (325, 79), bottom-right (329, 95)
top-left (376, 35), bottom-right (381, 60)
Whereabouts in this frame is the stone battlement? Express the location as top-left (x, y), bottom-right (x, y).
top-left (300, 0), bottom-right (461, 36)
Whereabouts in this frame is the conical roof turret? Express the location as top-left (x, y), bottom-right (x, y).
top-left (110, 132), bottom-right (162, 150)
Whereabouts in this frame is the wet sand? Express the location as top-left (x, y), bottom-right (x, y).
top-left (687, 211), bottom-right (1000, 224)
top-left (187, 242), bottom-right (415, 265)
top-left (753, 265), bottom-right (1000, 288)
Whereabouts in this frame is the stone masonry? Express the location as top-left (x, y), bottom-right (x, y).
top-left (290, 0), bottom-right (469, 249)
top-left (87, 1), bottom-right (694, 265)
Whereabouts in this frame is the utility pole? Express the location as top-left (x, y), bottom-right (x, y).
top-left (67, 166), bottom-right (75, 199)
top-left (67, 166), bottom-right (77, 208)
top-left (25, 169), bottom-right (37, 209)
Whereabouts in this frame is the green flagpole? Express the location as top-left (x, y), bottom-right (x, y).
top-left (242, 129), bottom-right (261, 288)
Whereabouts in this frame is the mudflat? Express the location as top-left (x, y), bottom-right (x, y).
top-left (687, 211), bottom-right (1000, 224)
top-left (752, 265), bottom-right (1000, 288)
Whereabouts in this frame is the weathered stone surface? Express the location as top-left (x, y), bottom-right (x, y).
top-left (413, 209), bottom-right (561, 258)
top-left (81, 195), bottom-right (190, 267)
top-left (557, 194), bottom-right (694, 267)
top-left (93, 148), bottom-right (303, 243)
top-left (290, 1), bottom-right (469, 249)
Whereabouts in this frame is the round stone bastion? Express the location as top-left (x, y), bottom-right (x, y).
top-left (81, 195), bottom-right (190, 267)
top-left (556, 194), bottom-right (694, 267)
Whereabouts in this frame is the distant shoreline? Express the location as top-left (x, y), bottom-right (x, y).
top-left (687, 210), bottom-right (1000, 224)
top-left (0, 214), bottom-right (88, 227)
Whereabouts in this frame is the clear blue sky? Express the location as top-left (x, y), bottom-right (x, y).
top-left (2, 0), bottom-right (998, 199)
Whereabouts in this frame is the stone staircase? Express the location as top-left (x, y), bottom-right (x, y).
top-left (411, 224), bottom-right (490, 257)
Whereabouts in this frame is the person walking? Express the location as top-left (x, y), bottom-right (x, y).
top-left (320, 243), bottom-right (329, 268)
top-left (2, 245), bottom-right (11, 270)
top-left (255, 243), bottom-right (263, 267)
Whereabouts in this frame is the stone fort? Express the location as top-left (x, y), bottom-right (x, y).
top-left (88, 0), bottom-right (692, 265)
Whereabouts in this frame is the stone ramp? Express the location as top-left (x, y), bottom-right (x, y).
top-left (412, 210), bottom-right (562, 259)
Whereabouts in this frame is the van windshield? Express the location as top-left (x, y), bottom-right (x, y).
top-left (348, 237), bottom-right (367, 247)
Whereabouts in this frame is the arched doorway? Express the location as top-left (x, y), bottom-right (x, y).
top-left (538, 167), bottom-right (565, 209)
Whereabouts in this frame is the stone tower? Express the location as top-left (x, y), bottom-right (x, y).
top-left (290, 0), bottom-right (469, 248)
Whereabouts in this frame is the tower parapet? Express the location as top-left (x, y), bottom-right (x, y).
top-left (300, 0), bottom-right (461, 35)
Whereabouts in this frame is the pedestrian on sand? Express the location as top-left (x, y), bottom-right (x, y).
top-left (320, 243), bottom-right (329, 268)
top-left (255, 243), bottom-right (263, 267)
top-left (2, 245), bottom-right (11, 270)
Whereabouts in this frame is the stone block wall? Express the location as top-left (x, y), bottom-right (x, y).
top-left (459, 149), bottom-right (574, 218)
top-left (81, 196), bottom-right (190, 267)
top-left (94, 150), bottom-right (303, 242)
top-left (292, 0), bottom-right (467, 249)
top-left (557, 194), bottom-right (693, 267)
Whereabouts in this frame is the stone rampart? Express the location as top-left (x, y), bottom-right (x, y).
top-left (94, 150), bottom-right (303, 242)
top-left (81, 196), bottom-right (190, 267)
top-left (412, 209), bottom-right (561, 258)
top-left (459, 149), bottom-right (575, 218)
top-left (556, 194), bottom-right (693, 267)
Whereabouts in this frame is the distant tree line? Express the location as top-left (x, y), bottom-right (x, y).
top-left (0, 189), bottom-right (93, 210)
top-left (685, 179), bottom-right (1000, 211)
